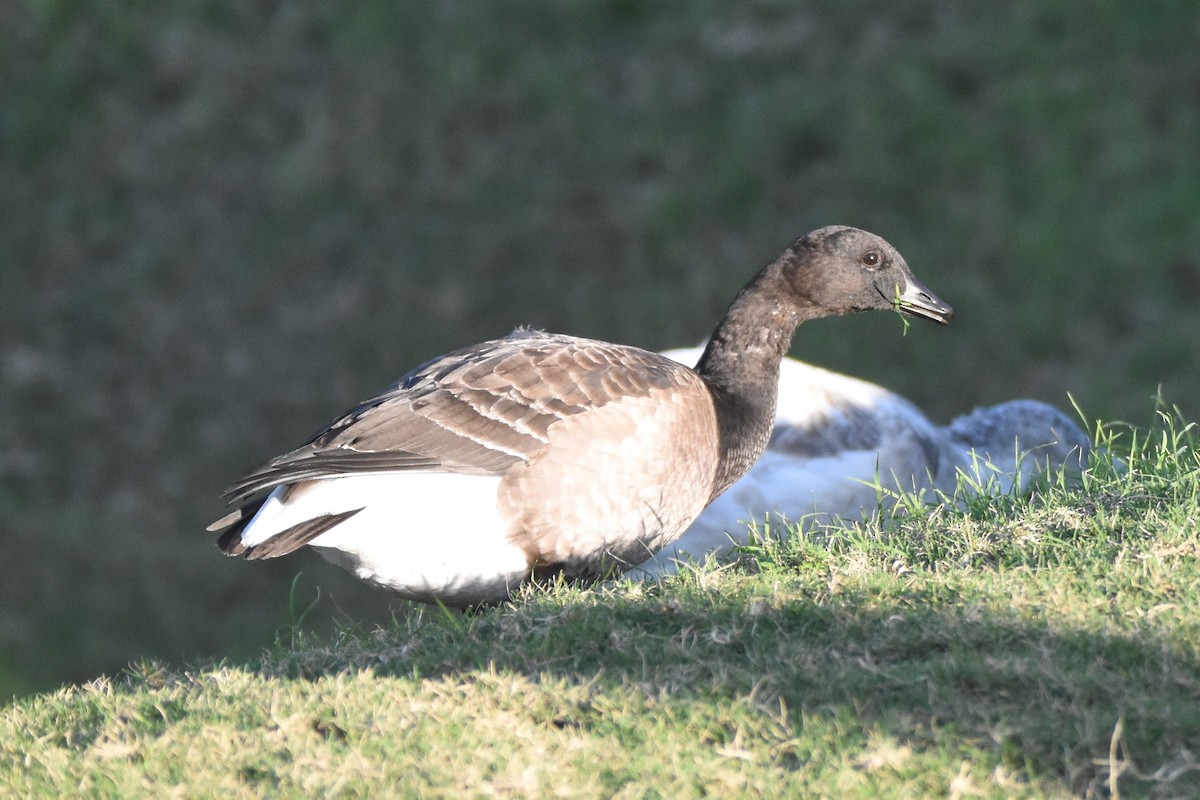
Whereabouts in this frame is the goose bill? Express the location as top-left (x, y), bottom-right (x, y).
top-left (893, 276), bottom-right (953, 325)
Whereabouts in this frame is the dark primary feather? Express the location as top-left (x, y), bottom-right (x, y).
top-left (241, 509), bottom-right (363, 560)
top-left (219, 331), bottom-right (700, 507)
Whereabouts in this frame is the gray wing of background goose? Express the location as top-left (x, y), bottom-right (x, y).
top-left (220, 332), bottom-right (690, 505)
top-left (768, 397), bottom-right (943, 471)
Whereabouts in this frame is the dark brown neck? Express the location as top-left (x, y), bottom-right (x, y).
top-left (694, 257), bottom-right (817, 501)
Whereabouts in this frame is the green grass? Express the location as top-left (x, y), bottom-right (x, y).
top-left (3, 1), bottom-right (1200, 711)
top-left (3, 412), bottom-right (1198, 797)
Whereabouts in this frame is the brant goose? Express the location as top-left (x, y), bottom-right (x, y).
top-left (209, 225), bottom-right (952, 606)
top-left (632, 349), bottom-right (1089, 578)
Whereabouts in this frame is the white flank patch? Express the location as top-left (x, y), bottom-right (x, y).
top-left (238, 472), bottom-right (529, 604)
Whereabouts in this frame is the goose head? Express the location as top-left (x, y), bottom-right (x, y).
top-left (939, 399), bottom-right (1092, 494)
top-left (786, 226), bottom-right (953, 325)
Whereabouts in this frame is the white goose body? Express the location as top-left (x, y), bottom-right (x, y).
top-left (210, 226), bottom-right (952, 606)
top-left (631, 349), bottom-right (1089, 578)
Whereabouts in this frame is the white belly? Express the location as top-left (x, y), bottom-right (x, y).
top-left (239, 472), bottom-right (531, 605)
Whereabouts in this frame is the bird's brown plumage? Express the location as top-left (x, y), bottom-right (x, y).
top-left (210, 225), bottom-right (952, 605)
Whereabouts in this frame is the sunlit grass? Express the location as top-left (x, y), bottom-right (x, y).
top-left (3, 410), bottom-right (1199, 797)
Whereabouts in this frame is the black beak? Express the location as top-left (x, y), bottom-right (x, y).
top-left (893, 275), bottom-right (953, 325)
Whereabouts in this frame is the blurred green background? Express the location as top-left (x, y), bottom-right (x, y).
top-left (2, 1), bottom-right (1198, 699)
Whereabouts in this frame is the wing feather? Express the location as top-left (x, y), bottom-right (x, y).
top-left (218, 331), bottom-right (697, 507)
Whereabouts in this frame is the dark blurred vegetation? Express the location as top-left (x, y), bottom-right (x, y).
top-left (1, 1), bottom-right (1197, 699)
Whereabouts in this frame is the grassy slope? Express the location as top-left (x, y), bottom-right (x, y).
top-left (2, 1), bottom-right (1199, 706)
top-left (3, 416), bottom-right (1199, 798)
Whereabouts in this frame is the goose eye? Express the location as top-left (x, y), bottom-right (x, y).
top-left (861, 251), bottom-right (881, 268)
